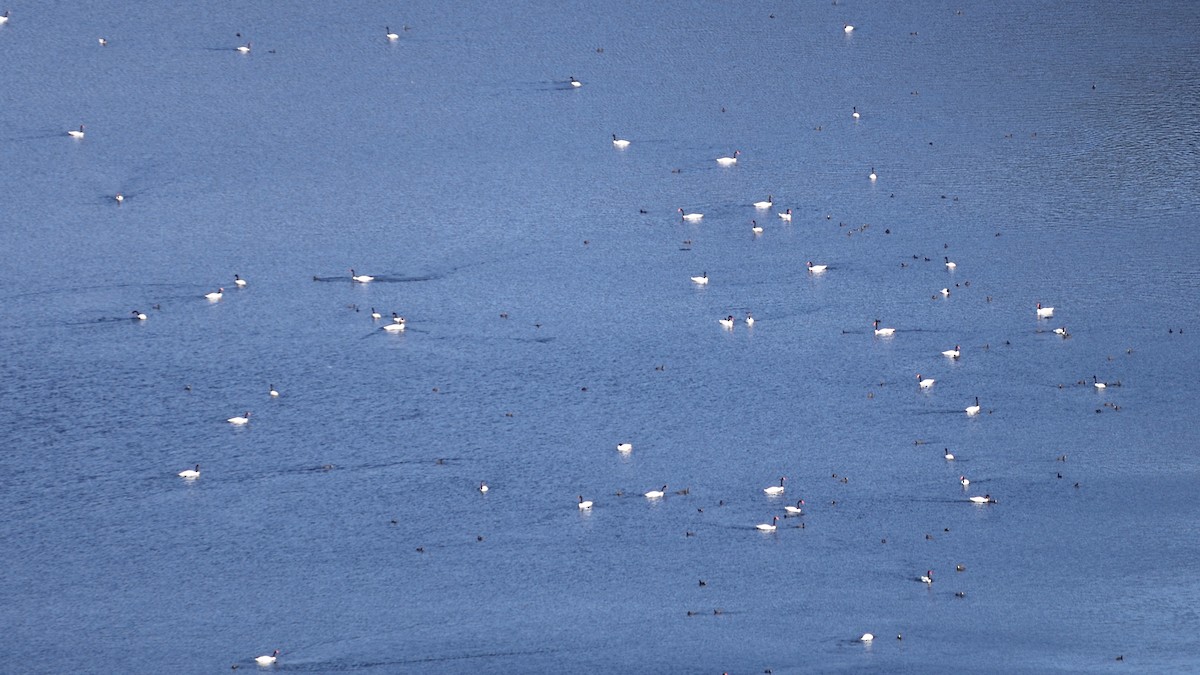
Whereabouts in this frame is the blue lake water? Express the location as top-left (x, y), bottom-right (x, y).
top-left (2, 1), bottom-right (1199, 672)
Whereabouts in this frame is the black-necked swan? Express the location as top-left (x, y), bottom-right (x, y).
top-left (0, 10), bottom-right (9, 25)
top-left (255, 650), bottom-right (278, 665)
top-left (716, 150), bottom-right (740, 166)
top-left (131, 310), bottom-right (147, 321)
top-left (370, 308), bottom-right (382, 320)
top-left (178, 464), bottom-right (200, 479)
top-left (644, 485), bottom-right (666, 499)
top-left (753, 195), bottom-right (773, 209)
top-left (807, 261), bottom-right (828, 273)
top-left (690, 272), bottom-right (709, 284)
top-left (205, 288), bottom-right (224, 301)
top-left (784, 499), bottom-right (805, 514)
top-left (965, 397), bottom-right (981, 416)
top-left (868, 167), bottom-right (877, 181)
top-left (227, 412), bottom-right (250, 425)
top-left (844, 23), bottom-right (855, 33)
top-left (944, 256), bottom-right (957, 270)
top-left (234, 274), bottom-right (247, 287)
top-left (917, 374), bottom-right (935, 389)
top-left (350, 269), bottom-right (374, 283)
top-left (237, 41), bottom-right (251, 53)
top-left (719, 315), bottom-right (735, 329)
top-left (942, 345), bottom-right (961, 358)
top-left (920, 570), bottom-right (933, 584)
top-left (569, 76), bottom-right (582, 88)
top-left (778, 208), bottom-right (792, 222)
top-left (969, 495), bottom-right (995, 504)
top-left (745, 313), bottom-right (755, 327)
top-left (269, 384), bottom-right (279, 398)
top-left (756, 516), bottom-right (779, 532)
top-left (852, 106), bottom-right (860, 119)
top-left (114, 192), bottom-right (124, 203)
top-left (386, 26), bottom-right (399, 41)
top-left (860, 633), bottom-right (874, 642)
top-left (1036, 302), bottom-right (1054, 318)
top-left (959, 475), bottom-right (969, 487)
top-left (577, 495), bottom-right (593, 510)
top-left (873, 319), bottom-right (895, 337)
top-left (382, 320), bottom-right (406, 332)
top-left (68, 125), bottom-right (85, 139)
top-left (1093, 375), bottom-right (1107, 390)
top-left (763, 477), bottom-right (786, 495)
top-left (611, 134), bottom-right (630, 149)
top-left (751, 220), bottom-right (763, 234)
top-left (943, 449), bottom-right (955, 460)
top-left (616, 442), bottom-right (633, 453)
top-left (478, 482), bottom-right (489, 493)
top-left (679, 208), bottom-right (704, 222)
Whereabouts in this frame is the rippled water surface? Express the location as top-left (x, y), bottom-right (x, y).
top-left (2, 1), bottom-right (1199, 672)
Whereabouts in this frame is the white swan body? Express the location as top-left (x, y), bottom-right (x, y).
top-left (844, 24), bottom-right (855, 33)
top-left (679, 208), bottom-right (704, 222)
top-left (227, 412), bottom-right (250, 425)
top-left (965, 397), bottom-right (981, 416)
top-left (969, 495), bottom-right (995, 504)
top-left (860, 633), bottom-right (874, 642)
top-left (917, 374), bottom-right (935, 389)
top-left (753, 195), bottom-right (773, 209)
top-left (644, 485), bottom-right (667, 499)
top-left (578, 495), bottom-right (593, 510)
top-left (382, 321), bottom-right (406, 332)
top-left (756, 516), bottom-right (779, 532)
top-left (1036, 303), bottom-right (1054, 318)
top-left (942, 345), bottom-right (961, 359)
top-left (612, 134), bottom-right (630, 148)
top-left (178, 464), bottom-right (200, 479)
top-left (237, 42), bottom-right (251, 53)
top-left (616, 442), bottom-right (633, 453)
top-left (255, 650), bottom-right (278, 665)
top-left (205, 288), bottom-right (224, 301)
top-left (763, 477), bottom-right (786, 495)
top-left (716, 150), bottom-right (740, 166)
top-left (0, 10), bottom-right (9, 25)
top-left (350, 269), bottom-right (374, 283)
top-left (873, 320), bottom-right (894, 337)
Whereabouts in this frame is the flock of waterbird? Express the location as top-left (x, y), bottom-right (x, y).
top-left (14, 7), bottom-right (1137, 663)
